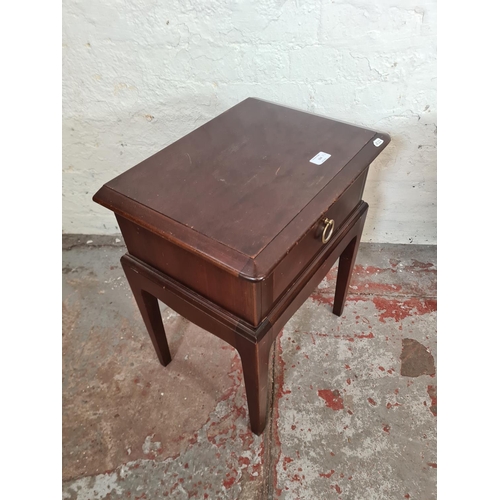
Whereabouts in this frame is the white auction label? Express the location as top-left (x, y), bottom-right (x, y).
top-left (309, 152), bottom-right (331, 165)
top-left (373, 138), bottom-right (384, 147)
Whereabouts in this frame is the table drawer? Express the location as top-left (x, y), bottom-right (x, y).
top-left (269, 168), bottom-right (368, 307)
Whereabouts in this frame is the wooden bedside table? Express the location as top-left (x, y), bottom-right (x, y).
top-left (93, 98), bottom-right (390, 435)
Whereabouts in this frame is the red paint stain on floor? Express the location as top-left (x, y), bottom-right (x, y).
top-left (309, 292), bottom-right (332, 306)
top-left (223, 475), bottom-right (236, 489)
top-left (238, 456), bottom-right (250, 467)
top-left (386, 402), bottom-right (402, 409)
top-left (319, 469), bottom-right (335, 478)
top-left (354, 332), bottom-right (374, 339)
top-left (368, 397), bottom-right (377, 406)
top-left (318, 389), bottom-right (344, 410)
top-left (373, 297), bottom-right (437, 323)
top-left (427, 385), bottom-right (437, 416)
top-left (383, 424), bottom-right (391, 433)
top-left (335, 484), bottom-right (342, 493)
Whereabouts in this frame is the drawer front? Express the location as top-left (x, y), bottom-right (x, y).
top-left (269, 169), bottom-right (368, 308)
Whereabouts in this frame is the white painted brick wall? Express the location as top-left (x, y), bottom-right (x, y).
top-left (63, 0), bottom-right (436, 244)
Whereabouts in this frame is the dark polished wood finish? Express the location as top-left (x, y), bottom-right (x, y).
top-left (93, 98), bottom-right (390, 435)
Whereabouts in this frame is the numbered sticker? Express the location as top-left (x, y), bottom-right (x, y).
top-left (373, 138), bottom-right (384, 147)
top-left (309, 152), bottom-right (331, 165)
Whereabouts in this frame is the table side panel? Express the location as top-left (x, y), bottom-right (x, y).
top-left (116, 215), bottom-right (262, 326)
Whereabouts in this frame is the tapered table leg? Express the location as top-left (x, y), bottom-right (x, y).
top-left (236, 335), bottom-right (273, 435)
top-left (122, 258), bottom-right (172, 367)
top-left (332, 235), bottom-right (362, 317)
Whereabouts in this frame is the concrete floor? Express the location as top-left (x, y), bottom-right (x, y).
top-left (62, 237), bottom-right (436, 500)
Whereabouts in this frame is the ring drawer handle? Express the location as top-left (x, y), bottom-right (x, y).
top-left (321, 218), bottom-right (335, 244)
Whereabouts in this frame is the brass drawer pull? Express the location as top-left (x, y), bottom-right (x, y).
top-left (322, 218), bottom-right (335, 244)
